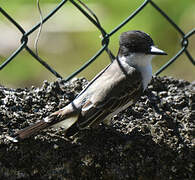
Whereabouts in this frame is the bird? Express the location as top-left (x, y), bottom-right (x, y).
top-left (11, 30), bottom-right (167, 142)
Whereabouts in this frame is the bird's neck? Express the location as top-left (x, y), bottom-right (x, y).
top-left (118, 53), bottom-right (154, 90)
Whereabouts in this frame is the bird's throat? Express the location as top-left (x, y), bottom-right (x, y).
top-left (119, 53), bottom-right (153, 90)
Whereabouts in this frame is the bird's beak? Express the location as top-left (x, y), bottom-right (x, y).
top-left (149, 46), bottom-right (167, 55)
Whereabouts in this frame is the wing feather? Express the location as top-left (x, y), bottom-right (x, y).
top-left (77, 59), bottom-right (143, 129)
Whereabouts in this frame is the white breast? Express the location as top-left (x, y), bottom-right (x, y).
top-left (119, 53), bottom-right (154, 90)
top-left (139, 64), bottom-right (152, 90)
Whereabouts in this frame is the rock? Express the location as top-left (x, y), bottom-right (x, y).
top-left (0, 76), bottom-right (194, 180)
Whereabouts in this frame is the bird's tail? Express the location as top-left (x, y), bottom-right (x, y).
top-left (8, 105), bottom-right (79, 142)
top-left (13, 120), bottom-right (50, 141)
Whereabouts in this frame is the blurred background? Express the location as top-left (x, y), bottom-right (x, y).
top-left (0, 0), bottom-right (194, 88)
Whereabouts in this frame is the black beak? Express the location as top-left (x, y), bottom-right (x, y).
top-left (149, 46), bottom-right (167, 55)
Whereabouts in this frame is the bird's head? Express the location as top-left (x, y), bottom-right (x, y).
top-left (118, 30), bottom-right (167, 57)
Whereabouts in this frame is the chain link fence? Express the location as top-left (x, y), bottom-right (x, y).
top-left (0, 0), bottom-right (194, 83)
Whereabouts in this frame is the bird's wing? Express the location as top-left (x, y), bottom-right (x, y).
top-left (76, 59), bottom-right (143, 129)
top-left (10, 60), bottom-right (142, 141)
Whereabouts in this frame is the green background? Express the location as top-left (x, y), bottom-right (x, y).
top-left (0, 0), bottom-right (194, 87)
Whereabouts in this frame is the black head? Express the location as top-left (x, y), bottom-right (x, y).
top-left (118, 30), bottom-right (167, 56)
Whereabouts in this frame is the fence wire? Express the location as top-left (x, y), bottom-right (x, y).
top-left (0, 0), bottom-right (194, 83)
